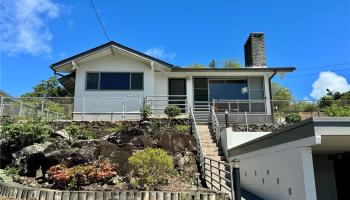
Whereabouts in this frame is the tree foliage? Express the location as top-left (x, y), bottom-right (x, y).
top-left (185, 64), bottom-right (206, 69)
top-left (208, 59), bottom-right (217, 68)
top-left (23, 76), bottom-right (69, 97)
top-left (272, 82), bottom-right (293, 110)
top-left (223, 59), bottom-right (240, 69)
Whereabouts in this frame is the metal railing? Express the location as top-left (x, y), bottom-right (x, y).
top-left (212, 99), bottom-right (350, 125)
top-left (209, 106), bottom-right (221, 147)
top-left (190, 107), bottom-right (235, 199)
top-left (189, 107), bottom-right (205, 175)
top-left (144, 95), bottom-right (188, 114)
top-left (204, 157), bottom-right (233, 198)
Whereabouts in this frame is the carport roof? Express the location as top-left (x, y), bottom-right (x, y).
top-left (227, 117), bottom-right (350, 157)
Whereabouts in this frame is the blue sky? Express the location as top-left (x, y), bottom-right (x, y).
top-left (1, 0), bottom-right (349, 99)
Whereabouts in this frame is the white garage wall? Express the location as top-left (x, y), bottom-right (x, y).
top-left (230, 137), bottom-right (318, 200)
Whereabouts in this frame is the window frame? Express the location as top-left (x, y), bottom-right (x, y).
top-left (85, 71), bottom-right (144, 91)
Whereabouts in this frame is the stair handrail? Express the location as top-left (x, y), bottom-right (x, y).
top-left (189, 107), bottom-right (205, 178)
top-left (210, 106), bottom-right (221, 147)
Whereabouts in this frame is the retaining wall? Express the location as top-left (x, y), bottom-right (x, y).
top-left (0, 182), bottom-right (227, 200)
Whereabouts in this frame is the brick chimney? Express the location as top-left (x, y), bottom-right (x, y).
top-left (244, 32), bottom-right (266, 67)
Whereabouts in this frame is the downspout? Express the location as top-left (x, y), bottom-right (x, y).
top-left (269, 70), bottom-right (277, 122)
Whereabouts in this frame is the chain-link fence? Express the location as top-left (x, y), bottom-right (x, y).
top-left (0, 97), bottom-right (74, 121)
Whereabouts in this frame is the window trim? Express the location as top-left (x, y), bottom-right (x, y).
top-left (85, 71), bottom-right (144, 91)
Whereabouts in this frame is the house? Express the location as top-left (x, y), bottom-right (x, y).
top-left (51, 33), bottom-right (295, 121)
top-left (224, 117), bottom-right (350, 200)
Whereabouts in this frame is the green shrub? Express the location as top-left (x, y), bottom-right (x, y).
top-left (164, 105), bottom-right (181, 119)
top-left (1, 118), bottom-right (52, 148)
top-left (128, 148), bottom-right (174, 189)
top-left (107, 123), bottom-right (125, 133)
top-left (174, 124), bottom-right (191, 133)
top-left (65, 124), bottom-right (96, 140)
top-left (324, 104), bottom-right (350, 117)
top-left (285, 113), bottom-right (302, 124)
top-left (140, 105), bottom-right (153, 120)
top-left (4, 166), bottom-right (20, 176)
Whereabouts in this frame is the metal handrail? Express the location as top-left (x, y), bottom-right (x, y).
top-left (189, 107), bottom-right (205, 179)
top-left (210, 106), bottom-right (221, 146)
top-left (204, 156), bottom-right (233, 195)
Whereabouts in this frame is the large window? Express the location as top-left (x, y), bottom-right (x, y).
top-left (86, 72), bottom-right (143, 90)
top-left (209, 80), bottom-right (249, 100)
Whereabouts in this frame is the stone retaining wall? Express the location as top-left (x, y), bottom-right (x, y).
top-left (0, 182), bottom-right (227, 200)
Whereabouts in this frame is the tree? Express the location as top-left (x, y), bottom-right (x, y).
top-left (22, 76), bottom-right (69, 97)
top-left (272, 82), bottom-right (293, 110)
top-left (185, 64), bottom-right (206, 69)
top-left (209, 59), bottom-right (217, 68)
top-left (223, 59), bottom-right (240, 69)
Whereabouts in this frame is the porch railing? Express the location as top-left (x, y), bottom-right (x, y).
top-left (144, 95), bottom-right (188, 114)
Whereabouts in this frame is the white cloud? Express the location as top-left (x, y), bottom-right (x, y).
top-left (144, 46), bottom-right (176, 60)
top-left (0, 0), bottom-right (60, 56)
top-left (310, 71), bottom-right (350, 99)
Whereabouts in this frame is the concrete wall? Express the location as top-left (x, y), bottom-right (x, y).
top-left (228, 136), bottom-right (318, 200)
top-left (220, 128), bottom-right (270, 159)
top-left (313, 155), bottom-right (338, 200)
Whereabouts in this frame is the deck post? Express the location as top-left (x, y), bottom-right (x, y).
top-left (225, 110), bottom-right (229, 128)
top-left (231, 159), bottom-right (241, 200)
top-left (0, 96), bottom-right (3, 116)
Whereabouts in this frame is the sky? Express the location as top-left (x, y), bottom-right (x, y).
top-left (1, 0), bottom-right (350, 99)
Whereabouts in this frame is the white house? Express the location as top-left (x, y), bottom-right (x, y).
top-left (51, 33), bottom-right (295, 121)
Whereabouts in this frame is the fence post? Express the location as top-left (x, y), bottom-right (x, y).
top-left (41, 98), bottom-right (45, 115)
top-left (82, 96), bottom-right (85, 121)
top-left (0, 96), bottom-right (3, 116)
top-left (19, 102), bottom-right (23, 117)
top-left (230, 159), bottom-right (241, 200)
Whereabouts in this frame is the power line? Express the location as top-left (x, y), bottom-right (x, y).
top-left (288, 67), bottom-right (350, 78)
top-left (89, 0), bottom-right (110, 41)
top-left (296, 61), bottom-right (350, 71)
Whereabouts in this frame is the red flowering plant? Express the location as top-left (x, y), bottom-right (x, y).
top-left (47, 160), bottom-right (117, 189)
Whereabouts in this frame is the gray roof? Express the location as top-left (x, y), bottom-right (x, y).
top-left (227, 117), bottom-right (350, 157)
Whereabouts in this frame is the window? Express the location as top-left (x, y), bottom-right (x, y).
top-left (86, 73), bottom-right (99, 90)
top-left (100, 73), bottom-right (130, 90)
top-left (85, 72), bottom-right (143, 90)
top-left (209, 80), bottom-right (249, 100)
top-left (130, 73), bottom-right (143, 90)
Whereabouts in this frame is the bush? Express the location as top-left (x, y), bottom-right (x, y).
top-left (128, 148), bottom-right (174, 189)
top-left (1, 118), bottom-right (52, 148)
top-left (65, 124), bottom-right (96, 140)
top-left (164, 105), bottom-right (181, 119)
top-left (324, 104), bottom-right (350, 117)
top-left (4, 166), bottom-right (20, 177)
top-left (174, 124), bottom-right (191, 133)
top-left (47, 160), bottom-right (117, 189)
top-left (140, 105), bottom-right (153, 120)
top-left (285, 113), bottom-right (302, 124)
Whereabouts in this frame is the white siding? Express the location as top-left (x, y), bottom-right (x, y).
top-left (74, 54), bottom-right (154, 117)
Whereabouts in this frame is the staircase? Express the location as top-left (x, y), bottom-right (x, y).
top-left (197, 125), bottom-right (225, 161)
top-left (193, 101), bottom-right (210, 124)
